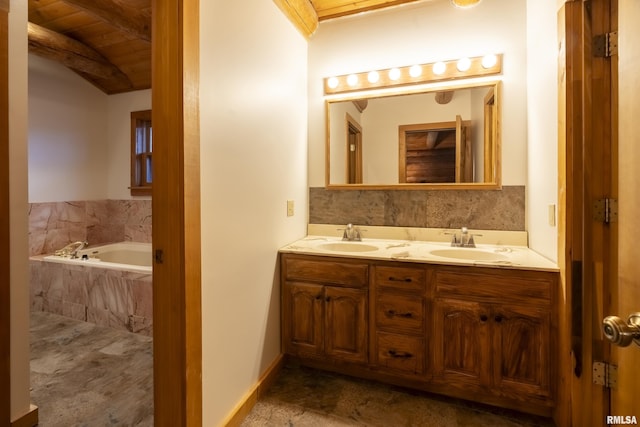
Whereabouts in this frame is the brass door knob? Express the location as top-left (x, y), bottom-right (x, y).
top-left (602, 313), bottom-right (640, 347)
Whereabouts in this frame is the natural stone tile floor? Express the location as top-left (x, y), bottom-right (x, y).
top-left (31, 312), bottom-right (555, 426)
top-left (241, 363), bottom-right (556, 427)
top-left (30, 311), bottom-right (153, 426)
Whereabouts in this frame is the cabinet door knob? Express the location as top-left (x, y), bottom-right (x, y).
top-left (494, 315), bottom-right (503, 323)
top-left (480, 314), bottom-right (488, 322)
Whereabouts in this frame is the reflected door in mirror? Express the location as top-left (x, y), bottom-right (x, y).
top-left (346, 113), bottom-right (363, 184)
top-left (399, 117), bottom-right (471, 183)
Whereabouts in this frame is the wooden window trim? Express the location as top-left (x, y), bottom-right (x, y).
top-left (131, 109), bottom-right (152, 196)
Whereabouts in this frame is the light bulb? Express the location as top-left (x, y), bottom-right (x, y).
top-left (367, 70), bottom-right (380, 83)
top-left (388, 68), bottom-right (401, 81)
top-left (481, 54), bottom-right (498, 68)
top-left (451, 0), bottom-right (482, 8)
top-left (327, 77), bottom-right (339, 89)
top-left (409, 65), bottom-right (422, 78)
top-left (432, 62), bottom-right (446, 75)
top-left (457, 57), bottom-right (471, 72)
top-left (347, 74), bottom-right (358, 86)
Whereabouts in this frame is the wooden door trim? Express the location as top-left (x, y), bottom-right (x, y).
top-left (1, 5), bottom-right (10, 425)
top-left (559, 0), bottom-right (617, 425)
top-left (152, 0), bottom-right (202, 425)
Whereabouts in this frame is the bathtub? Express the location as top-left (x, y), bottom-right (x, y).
top-left (43, 241), bottom-right (152, 274)
top-left (32, 241), bottom-right (153, 335)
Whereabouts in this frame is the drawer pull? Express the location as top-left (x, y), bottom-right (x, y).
top-left (388, 276), bottom-right (412, 283)
top-left (388, 349), bottom-right (413, 358)
top-left (387, 309), bottom-right (413, 318)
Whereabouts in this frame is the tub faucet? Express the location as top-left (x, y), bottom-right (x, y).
top-left (54, 241), bottom-right (88, 258)
top-left (342, 223), bottom-right (362, 241)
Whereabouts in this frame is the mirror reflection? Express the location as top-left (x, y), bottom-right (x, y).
top-left (326, 81), bottom-right (501, 188)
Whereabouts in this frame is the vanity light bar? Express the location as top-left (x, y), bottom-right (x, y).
top-left (324, 54), bottom-right (502, 95)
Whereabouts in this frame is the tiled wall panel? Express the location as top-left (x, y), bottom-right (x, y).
top-left (309, 186), bottom-right (525, 231)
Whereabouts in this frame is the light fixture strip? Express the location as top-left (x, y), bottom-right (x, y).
top-left (324, 54), bottom-right (502, 95)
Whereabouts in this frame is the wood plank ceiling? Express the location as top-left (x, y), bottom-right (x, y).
top-left (27, 0), bottom-right (424, 94)
top-left (311, 0), bottom-right (424, 20)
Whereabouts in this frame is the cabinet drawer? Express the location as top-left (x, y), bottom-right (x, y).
top-left (375, 266), bottom-right (425, 292)
top-left (375, 332), bottom-right (425, 375)
top-left (434, 269), bottom-right (553, 304)
top-left (376, 294), bottom-right (424, 333)
top-left (284, 257), bottom-right (368, 287)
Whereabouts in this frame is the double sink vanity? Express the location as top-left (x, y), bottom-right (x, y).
top-left (279, 225), bottom-right (559, 417)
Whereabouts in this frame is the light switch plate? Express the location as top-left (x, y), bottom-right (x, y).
top-left (548, 204), bottom-right (556, 226)
top-left (287, 200), bottom-right (294, 217)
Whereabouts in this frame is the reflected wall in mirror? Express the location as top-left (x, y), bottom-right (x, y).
top-left (326, 81), bottom-right (501, 189)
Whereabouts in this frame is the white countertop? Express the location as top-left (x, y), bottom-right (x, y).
top-left (280, 225), bottom-right (559, 272)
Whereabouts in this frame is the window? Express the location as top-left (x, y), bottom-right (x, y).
top-left (131, 110), bottom-right (152, 196)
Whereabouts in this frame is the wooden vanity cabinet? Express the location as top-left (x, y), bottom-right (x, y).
top-left (432, 267), bottom-right (556, 412)
top-left (281, 255), bottom-right (368, 364)
top-left (280, 252), bottom-right (558, 416)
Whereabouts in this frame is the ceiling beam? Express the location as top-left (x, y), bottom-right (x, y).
top-left (272, 0), bottom-right (318, 39)
top-left (28, 21), bottom-right (132, 89)
top-left (60, 0), bottom-right (151, 42)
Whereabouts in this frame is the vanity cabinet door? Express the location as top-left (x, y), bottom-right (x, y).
top-left (492, 304), bottom-right (552, 402)
top-left (432, 298), bottom-right (491, 390)
top-left (282, 282), bottom-right (324, 357)
top-left (324, 286), bottom-right (368, 363)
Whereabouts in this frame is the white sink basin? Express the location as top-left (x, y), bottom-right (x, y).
top-left (429, 248), bottom-right (508, 262)
top-left (317, 242), bottom-right (379, 253)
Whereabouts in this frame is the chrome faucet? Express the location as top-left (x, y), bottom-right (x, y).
top-left (54, 241), bottom-right (88, 258)
top-left (450, 227), bottom-right (479, 248)
top-left (342, 223), bottom-right (362, 241)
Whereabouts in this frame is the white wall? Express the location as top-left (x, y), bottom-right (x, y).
top-left (107, 89), bottom-right (152, 199)
top-left (199, 0), bottom-right (308, 424)
top-left (308, 0), bottom-right (528, 188)
top-left (526, 0), bottom-right (558, 261)
top-left (28, 55), bottom-right (109, 202)
top-left (9, 0), bottom-right (31, 421)
top-left (28, 55), bottom-right (151, 203)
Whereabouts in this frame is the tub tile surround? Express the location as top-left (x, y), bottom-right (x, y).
top-left (28, 199), bottom-right (152, 256)
top-left (309, 186), bottom-right (525, 230)
top-left (30, 259), bottom-right (153, 336)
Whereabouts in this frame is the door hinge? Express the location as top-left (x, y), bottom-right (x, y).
top-left (594, 198), bottom-right (618, 223)
top-left (594, 31), bottom-right (618, 57)
top-left (593, 361), bottom-right (618, 388)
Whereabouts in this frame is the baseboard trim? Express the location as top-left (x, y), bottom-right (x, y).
top-left (11, 404), bottom-right (38, 427)
top-left (222, 354), bottom-right (284, 427)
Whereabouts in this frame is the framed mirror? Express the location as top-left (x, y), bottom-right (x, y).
top-left (325, 80), bottom-right (501, 189)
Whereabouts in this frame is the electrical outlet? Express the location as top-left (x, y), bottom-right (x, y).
top-left (548, 204), bottom-right (556, 226)
top-left (287, 200), bottom-right (294, 217)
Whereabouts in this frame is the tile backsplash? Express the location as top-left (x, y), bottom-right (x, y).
top-left (309, 186), bottom-right (525, 231)
top-left (29, 199), bottom-right (152, 256)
